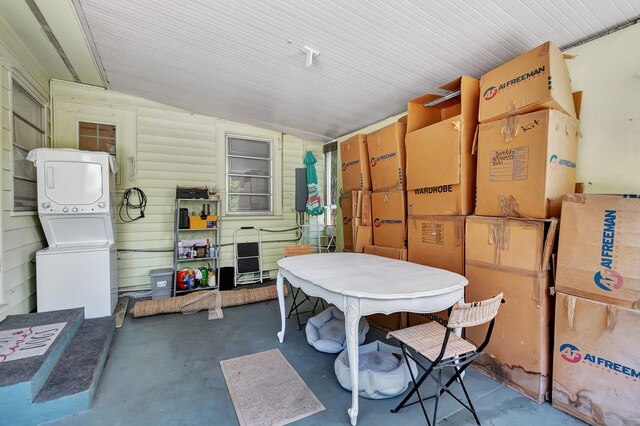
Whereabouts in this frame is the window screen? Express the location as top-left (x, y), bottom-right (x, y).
top-left (12, 81), bottom-right (44, 212)
top-left (226, 136), bottom-right (272, 214)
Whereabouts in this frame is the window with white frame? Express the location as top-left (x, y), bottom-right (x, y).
top-left (12, 80), bottom-right (45, 212)
top-left (226, 136), bottom-right (273, 214)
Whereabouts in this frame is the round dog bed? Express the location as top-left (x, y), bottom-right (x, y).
top-left (334, 340), bottom-right (417, 399)
top-left (305, 306), bottom-right (369, 354)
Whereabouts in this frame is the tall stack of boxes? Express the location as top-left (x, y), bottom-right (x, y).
top-left (335, 39), bottom-right (637, 423)
top-left (465, 41), bottom-right (579, 402)
top-left (552, 195), bottom-right (640, 425)
top-left (362, 120), bottom-right (409, 331)
top-left (404, 76), bottom-right (479, 326)
top-left (340, 134), bottom-right (373, 252)
top-left (367, 120), bottom-right (408, 255)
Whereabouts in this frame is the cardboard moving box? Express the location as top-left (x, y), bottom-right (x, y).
top-left (341, 193), bottom-right (354, 251)
top-left (405, 76), bottom-right (479, 216)
top-left (371, 190), bottom-right (406, 249)
top-left (479, 41), bottom-right (576, 123)
top-left (364, 245), bottom-right (408, 331)
top-left (406, 215), bottom-right (465, 328)
top-left (341, 191), bottom-right (373, 252)
top-left (553, 292), bottom-right (640, 425)
top-left (364, 245), bottom-right (407, 261)
top-left (407, 216), bottom-right (465, 275)
top-left (340, 134), bottom-right (371, 192)
top-left (465, 216), bottom-right (557, 403)
top-left (556, 194), bottom-right (640, 309)
top-left (353, 225), bottom-right (373, 253)
top-left (476, 109), bottom-right (579, 218)
top-left (367, 122), bottom-right (407, 192)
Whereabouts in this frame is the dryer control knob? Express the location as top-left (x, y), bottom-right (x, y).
top-left (98, 202), bottom-right (106, 208)
top-left (72, 207), bottom-right (78, 212)
top-left (63, 207), bottom-right (69, 212)
top-left (42, 202), bottom-right (50, 209)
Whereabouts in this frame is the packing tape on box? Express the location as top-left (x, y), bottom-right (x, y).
top-left (562, 193), bottom-right (587, 204)
top-left (486, 217), bottom-right (545, 266)
top-left (499, 194), bottom-right (522, 217)
top-left (500, 116), bottom-right (519, 142)
top-left (564, 294), bottom-right (576, 328)
top-left (453, 216), bottom-right (464, 247)
top-left (466, 259), bottom-right (549, 304)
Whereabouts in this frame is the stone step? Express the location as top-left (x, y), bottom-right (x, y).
top-left (0, 308), bottom-right (85, 414)
top-left (32, 316), bottom-right (115, 424)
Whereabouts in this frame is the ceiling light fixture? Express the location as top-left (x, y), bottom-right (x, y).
top-left (300, 46), bottom-right (319, 68)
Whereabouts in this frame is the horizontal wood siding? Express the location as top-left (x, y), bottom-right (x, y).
top-left (0, 18), bottom-right (51, 320)
top-left (52, 81), bottom-right (324, 293)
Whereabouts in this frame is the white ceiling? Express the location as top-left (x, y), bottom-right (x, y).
top-left (75, 0), bottom-right (639, 141)
top-left (0, 0), bottom-right (103, 86)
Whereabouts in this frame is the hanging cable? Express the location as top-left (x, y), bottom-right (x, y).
top-left (119, 187), bottom-right (147, 222)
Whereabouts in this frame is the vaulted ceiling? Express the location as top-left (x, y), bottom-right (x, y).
top-left (8, 1), bottom-right (640, 141)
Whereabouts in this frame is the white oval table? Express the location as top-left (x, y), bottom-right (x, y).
top-left (276, 252), bottom-right (468, 425)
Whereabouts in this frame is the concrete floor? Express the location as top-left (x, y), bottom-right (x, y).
top-left (46, 297), bottom-right (585, 425)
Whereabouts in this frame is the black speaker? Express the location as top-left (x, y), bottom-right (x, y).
top-left (179, 208), bottom-right (190, 229)
top-left (295, 168), bottom-right (307, 212)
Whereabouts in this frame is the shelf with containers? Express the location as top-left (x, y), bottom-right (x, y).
top-left (173, 196), bottom-right (221, 296)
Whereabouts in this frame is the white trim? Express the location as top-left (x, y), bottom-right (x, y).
top-left (75, 119), bottom-right (121, 185)
top-left (216, 121), bottom-right (282, 217)
top-left (11, 69), bottom-right (47, 106)
top-left (52, 98), bottom-right (136, 188)
top-left (10, 72), bottom-right (47, 213)
top-left (225, 133), bottom-right (273, 215)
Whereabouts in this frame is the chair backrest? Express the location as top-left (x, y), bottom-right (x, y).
top-left (447, 293), bottom-right (503, 329)
top-left (284, 244), bottom-right (313, 257)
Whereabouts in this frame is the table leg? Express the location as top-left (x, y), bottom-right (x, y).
top-left (276, 271), bottom-right (286, 343)
top-left (453, 295), bottom-right (465, 379)
top-left (344, 300), bottom-right (360, 425)
top-left (453, 295), bottom-right (465, 337)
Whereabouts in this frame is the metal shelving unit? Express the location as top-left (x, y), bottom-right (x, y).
top-left (172, 196), bottom-right (221, 296)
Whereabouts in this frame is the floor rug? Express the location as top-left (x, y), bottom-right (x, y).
top-left (0, 322), bottom-right (67, 362)
top-left (220, 348), bottom-right (325, 426)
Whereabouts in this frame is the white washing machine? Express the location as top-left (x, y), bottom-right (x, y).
top-left (28, 149), bottom-right (118, 318)
top-left (36, 244), bottom-right (117, 319)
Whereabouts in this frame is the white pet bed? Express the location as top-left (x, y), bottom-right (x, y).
top-left (305, 306), bottom-right (369, 354)
top-left (334, 340), bottom-right (417, 399)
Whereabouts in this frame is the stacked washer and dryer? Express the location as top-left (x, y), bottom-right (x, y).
top-left (27, 149), bottom-right (118, 319)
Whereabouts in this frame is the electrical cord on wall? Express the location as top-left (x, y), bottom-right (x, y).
top-left (117, 225), bottom-right (302, 252)
top-left (119, 187), bottom-right (147, 222)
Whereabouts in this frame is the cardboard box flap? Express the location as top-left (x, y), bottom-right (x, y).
top-left (439, 76), bottom-right (463, 92)
top-left (572, 91), bottom-right (582, 119)
top-left (540, 219), bottom-right (558, 273)
top-left (407, 76), bottom-right (478, 134)
top-left (407, 94), bottom-right (447, 133)
top-left (420, 117), bottom-right (462, 187)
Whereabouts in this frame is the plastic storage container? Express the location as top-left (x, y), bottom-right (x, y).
top-left (150, 268), bottom-right (173, 299)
